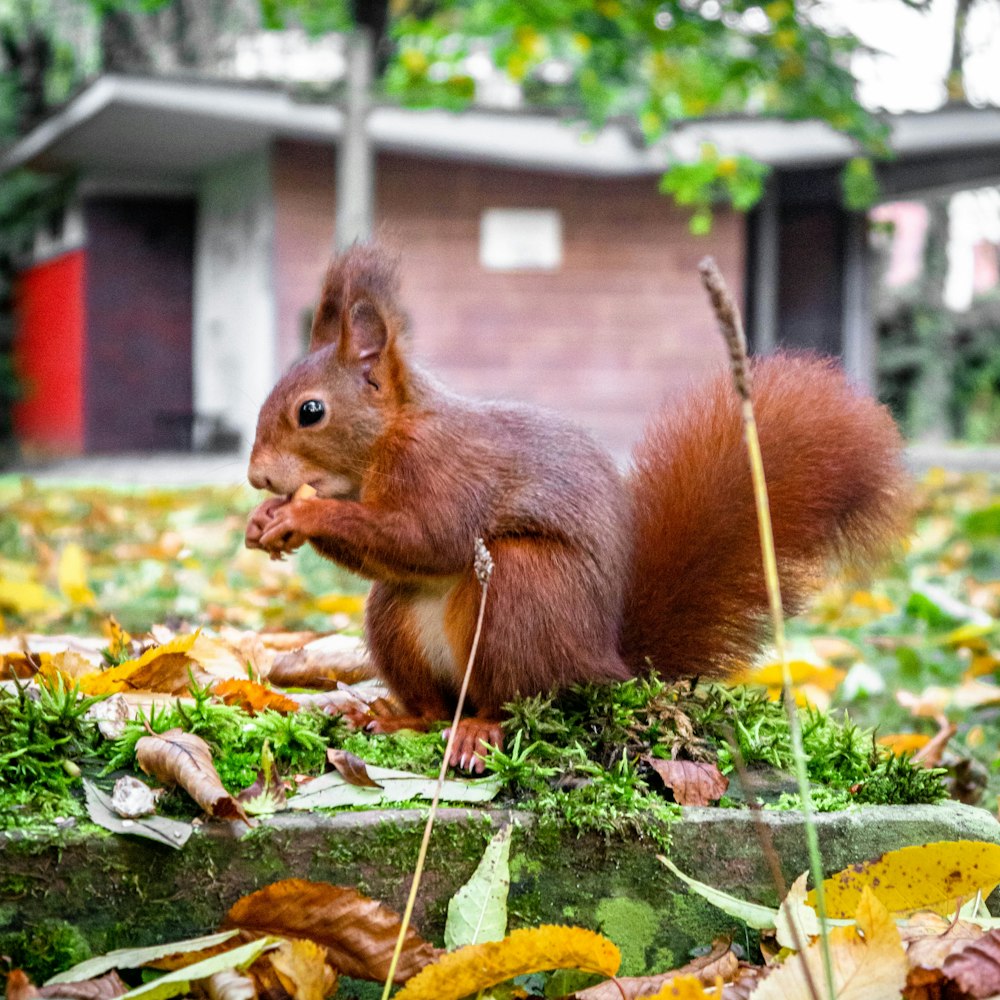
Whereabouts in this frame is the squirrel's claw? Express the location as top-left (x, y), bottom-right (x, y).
top-left (443, 719), bottom-right (503, 774)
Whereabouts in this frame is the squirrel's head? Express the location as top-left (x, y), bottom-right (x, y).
top-left (248, 244), bottom-right (409, 499)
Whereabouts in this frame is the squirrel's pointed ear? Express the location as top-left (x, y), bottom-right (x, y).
top-left (338, 297), bottom-right (389, 372)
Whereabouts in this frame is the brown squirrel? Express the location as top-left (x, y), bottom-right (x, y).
top-left (246, 244), bottom-right (909, 771)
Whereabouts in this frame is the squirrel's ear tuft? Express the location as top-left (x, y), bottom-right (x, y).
top-left (309, 243), bottom-right (403, 352)
top-left (339, 297), bottom-right (388, 370)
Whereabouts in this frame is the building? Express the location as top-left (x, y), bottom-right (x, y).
top-left (6, 73), bottom-right (1000, 456)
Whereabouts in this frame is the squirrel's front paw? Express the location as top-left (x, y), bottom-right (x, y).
top-left (245, 496), bottom-right (287, 550)
top-left (257, 498), bottom-right (317, 556)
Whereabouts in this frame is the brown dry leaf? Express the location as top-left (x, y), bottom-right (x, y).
top-left (214, 679), bottom-right (299, 715)
top-left (942, 928), bottom-right (1000, 997)
top-left (326, 749), bottom-right (382, 789)
top-left (811, 841), bottom-right (1000, 918)
top-left (903, 964), bottom-right (950, 1000)
top-left (0, 651), bottom-right (39, 679)
top-left (258, 631), bottom-right (326, 652)
top-left (189, 632), bottom-right (273, 683)
top-left (645, 757), bottom-right (728, 806)
top-left (268, 635), bottom-right (373, 690)
top-left (136, 728), bottom-right (250, 824)
top-left (751, 888), bottom-right (907, 1000)
top-left (37, 973), bottom-right (128, 999)
top-left (394, 926), bottom-right (620, 1000)
top-left (237, 749), bottom-right (288, 817)
top-left (575, 938), bottom-right (737, 999)
top-left (907, 918), bottom-right (984, 970)
top-left (223, 878), bottom-right (438, 983)
top-left (913, 720), bottom-right (958, 767)
top-left (270, 938), bottom-right (336, 1000)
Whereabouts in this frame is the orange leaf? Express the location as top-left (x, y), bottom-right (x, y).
top-left (223, 879), bottom-right (438, 983)
top-left (214, 679), bottom-right (299, 714)
top-left (394, 926), bottom-right (620, 1000)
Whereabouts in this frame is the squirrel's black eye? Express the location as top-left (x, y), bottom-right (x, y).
top-left (298, 399), bottom-right (325, 427)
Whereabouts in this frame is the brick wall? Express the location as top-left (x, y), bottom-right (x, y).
top-left (272, 140), bottom-right (743, 457)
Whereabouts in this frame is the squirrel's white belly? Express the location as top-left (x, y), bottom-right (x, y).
top-left (408, 584), bottom-right (460, 687)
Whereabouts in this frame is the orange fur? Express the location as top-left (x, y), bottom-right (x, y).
top-left (247, 244), bottom-right (911, 766)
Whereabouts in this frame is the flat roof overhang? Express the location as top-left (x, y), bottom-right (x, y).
top-left (4, 74), bottom-right (1000, 191)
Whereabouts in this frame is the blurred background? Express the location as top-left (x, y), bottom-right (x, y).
top-left (0, 0), bottom-right (998, 470)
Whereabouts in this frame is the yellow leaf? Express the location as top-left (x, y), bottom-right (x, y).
top-left (752, 888), bottom-right (907, 1000)
top-left (312, 593), bottom-right (366, 616)
top-left (643, 974), bottom-right (719, 998)
top-left (78, 632), bottom-right (200, 696)
top-left (810, 841), bottom-right (1000, 918)
top-left (734, 659), bottom-right (844, 693)
top-left (394, 926), bottom-right (620, 1000)
top-left (57, 543), bottom-right (96, 606)
top-left (877, 733), bottom-right (931, 755)
top-left (268, 938), bottom-right (336, 1000)
top-left (0, 578), bottom-right (60, 615)
top-left (102, 616), bottom-right (132, 660)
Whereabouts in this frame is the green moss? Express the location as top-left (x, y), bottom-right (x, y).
top-left (0, 918), bottom-right (92, 984)
top-left (595, 897), bottom-right (659, 976)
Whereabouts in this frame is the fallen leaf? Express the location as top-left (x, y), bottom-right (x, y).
top-left (288, 764), bottom-right (499, 810)
top-left (395, 926), bottom-right (620, 1000)
top-left (223, 879), bottom-right (438, 983)
top-left (0, 578), bottom-right (60, 615)
top-left (78, 634), bottom-right (202, 696)
top-left (913, 720), bottom-right (958, 767)
top-left (326, 749), bottom-right (382, 788)
top-left (645, 757), bottom-right (728, 806)
top-left (83, 780), bottom-right (192, 849)
top-left (116, 937), bottom-right (281, 1000)
top-left (775, 873), bottom-right (821, 952)
top-left (878, 733), bottom-right (931, 755)
top-left (942, 928), bottom-right (1000, 997)
top-left (135, 729), bottom-right (250, 824)
top-left (57, 543), bottom-right (97, 606)
top-left (214, 678), bottom-right (299, 714)
top-left (269, 634), bottom-right (373, 689)
top-left (751, 888), bottom-right (907, 1000)
top-left (268, 938), bottom-right (336, 1000)
top-left (811, 841), bottom-right (1000, 918)
top-left (657, 855), bottom-right (778, 930)
top-left (907, 917), bottom-right (984, 969)
top-left (36, 973), bottom-right (128, 999)
top-left (46, 932), bottom-right (241, 984)
top-left (237, 742), bottom-right (288, 816)
top-left (638, 975), bottom-right (719, 999)
top-left (445, 825), bottom-right (512, 950)
top-left (575, 938), bottom-right (737, 999)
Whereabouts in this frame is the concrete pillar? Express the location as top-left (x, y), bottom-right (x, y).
top-left (336, 27), bottom-right (375, 251)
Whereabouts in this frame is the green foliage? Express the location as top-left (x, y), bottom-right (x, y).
top-left (0, 673), bottom-right (102, 796)
top-left (0, 918), bottom-right (92, 986)
top-left (340, 728), bottom-right (445, 773)
top-left (841, 156), bottom-right (881, 212)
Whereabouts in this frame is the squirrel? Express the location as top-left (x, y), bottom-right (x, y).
top-left (246, 243), bottom-right (910, 772)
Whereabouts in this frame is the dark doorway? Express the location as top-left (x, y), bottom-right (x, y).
top-left (83, 196), bottom-right (196, 452)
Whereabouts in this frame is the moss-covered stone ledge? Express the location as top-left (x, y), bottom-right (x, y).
top-left (4, 803), bottom-right (999, 980)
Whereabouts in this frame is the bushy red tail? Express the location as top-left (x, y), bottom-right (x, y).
top-left (620, 353), bottom-right (910, 677)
